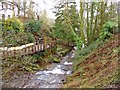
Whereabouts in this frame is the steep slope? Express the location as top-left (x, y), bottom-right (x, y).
top-left (64, 33), bottom-right (119, 88)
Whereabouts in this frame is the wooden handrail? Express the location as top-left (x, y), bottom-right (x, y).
top-left (1, 40), bottom-right (56, 59)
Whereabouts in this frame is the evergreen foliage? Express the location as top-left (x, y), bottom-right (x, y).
top-left (53, 1), bottom-right (83, 49)
top-left (24, 19), bottom-right (42, 35)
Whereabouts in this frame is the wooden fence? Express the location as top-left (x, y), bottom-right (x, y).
top-left (0, 40), bottom-right (56, 59)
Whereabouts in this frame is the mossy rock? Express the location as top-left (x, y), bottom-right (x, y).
top-left (52, 58), bottom-right (60, 63)
top-left (57, 49), bottom-right (69, 56)
top-left (24, 67), bottom-right (33, 72)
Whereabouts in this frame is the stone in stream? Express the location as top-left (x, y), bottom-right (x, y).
top-left (63, 61), bottom-right (73, 65)
top-left (61, 79), bottom-right (66, 84)
top-left (66, 70), bottom-right (72, 75)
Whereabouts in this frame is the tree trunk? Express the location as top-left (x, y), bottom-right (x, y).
top-left (86, 2), bottom-right (89, 45)
top-left (90, 2), bottom-right (94, 43)
top-left (79, 1), bottom-right (85, 45)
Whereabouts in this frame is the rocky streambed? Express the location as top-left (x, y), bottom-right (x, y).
top-left (2, 49), bottom-right (76, 88)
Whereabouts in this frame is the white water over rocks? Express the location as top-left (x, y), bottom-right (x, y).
top-left (64, 61), bottom-right (73, 65)
top-left (35, 64), bottom-right (72, 75)
top-left (3, 48), bottom-right (76, 88)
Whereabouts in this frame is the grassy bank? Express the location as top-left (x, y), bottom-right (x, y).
top-left (63, 33), bottom-right (119, 88)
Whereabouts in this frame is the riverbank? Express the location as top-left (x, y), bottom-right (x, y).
top-left (63, 33), bottom-right (119, 88)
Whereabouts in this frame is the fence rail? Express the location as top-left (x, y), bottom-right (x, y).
top-left (0, 40), bottom-right (56, 59)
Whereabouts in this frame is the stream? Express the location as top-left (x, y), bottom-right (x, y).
top-left (2, 48), bottom-right (76, 88)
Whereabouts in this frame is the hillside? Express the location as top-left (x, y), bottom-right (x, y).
top-left (64, 33), bottom-right (119, 88)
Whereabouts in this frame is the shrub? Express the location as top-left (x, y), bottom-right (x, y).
top-left (3, 17), bottom-right (24, 34)
top-left (2, 17), bottom-right (27, 46)
top-left (27, 33), bottom-right (35, 43)
top-left (98, 21), bottom-right (117, 41)
top-left (77, 40), bottom-right (104, 58)
top-left (24, 19), bottom-right (42, 34)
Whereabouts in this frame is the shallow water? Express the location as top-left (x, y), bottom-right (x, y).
top-left (2, 49), bottom-right (76, 88)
